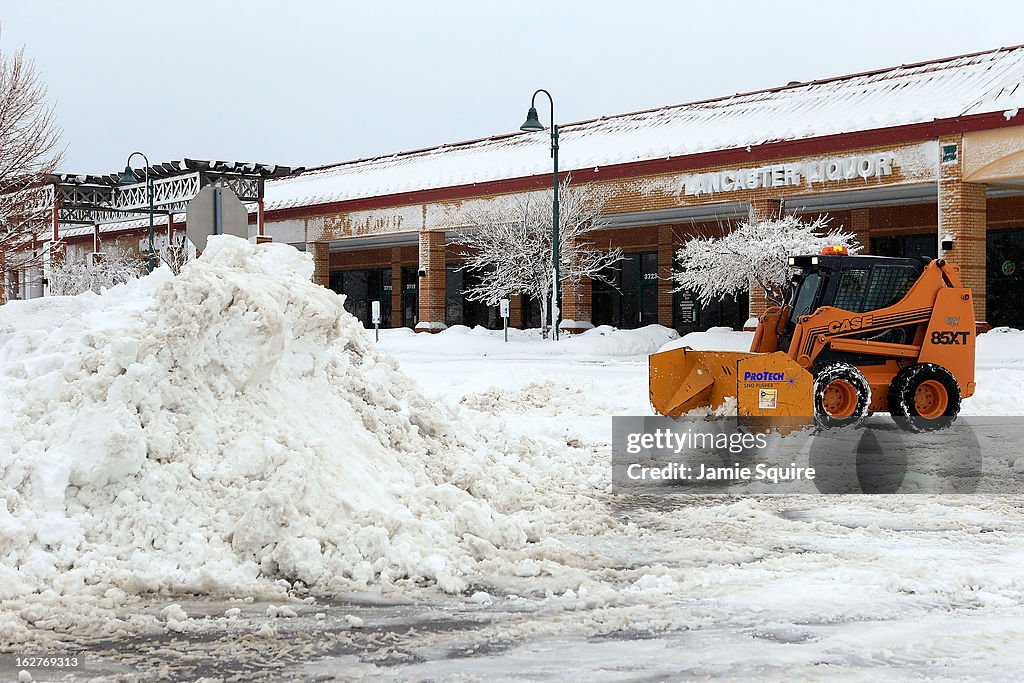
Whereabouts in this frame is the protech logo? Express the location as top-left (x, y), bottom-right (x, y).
top-left (744, 371), bottom-right (786, 382)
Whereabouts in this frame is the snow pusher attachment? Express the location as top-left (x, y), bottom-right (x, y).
top-left (649, 349), bottom-right (752, 417)
top-left (649, 349), bottom-right (813, 418)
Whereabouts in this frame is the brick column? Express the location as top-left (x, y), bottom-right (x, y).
top-left (658, 225), bottom-right (675, 327)
top-left (417, 230), bottom-right (446, 331)
top-left (747, 198), bottom-right (783, 318)
top-left (309, 241), bottom-right (330, 288)
top-left (510, 294), bottom-right (523, 328)
top-left (560, 276), bottom-right (592, 332)
top-left (850, 208), bottom-right (871, 253)
top-left (390, 248), bottom-right (402, 328)
top-left (938, 135), bottom-right (987, 323)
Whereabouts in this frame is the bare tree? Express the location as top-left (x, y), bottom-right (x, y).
top-left (453, 177), bottom-right (622, 338)
top-left (48, 248), bottom-right (144, 296)
top-left (0, 38), bottom-right (63, 299)
top-left (159, 233), bottom-right (195, 275)
top-left (672, 212), bottom-right (859, 307)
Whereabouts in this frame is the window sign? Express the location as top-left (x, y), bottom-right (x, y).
top-left (941, 143), bottom-right (958, 165)
top-left (677, 291), bottom-right (697, 325)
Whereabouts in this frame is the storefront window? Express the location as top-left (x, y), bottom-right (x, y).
top-left (445, 265), bottom-right (501, 330)
top-left (329, 268), bottom-right (392, 328)
top-left (669, 251), bottom-right (749, 334)
top-left (871, 234), bottom-right (938, 260)
top-left (987, 228), bottom-right (1024, 329)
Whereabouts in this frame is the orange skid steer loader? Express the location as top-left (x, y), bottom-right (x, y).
top-left (649, 247), bottom-right (976, 430)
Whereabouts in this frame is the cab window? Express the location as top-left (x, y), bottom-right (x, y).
top-left (833, 268), bottom-right (870, 311)
top-left (864, 266), bottom-right (918, 310)
top-left (790, 272), bottom-right (822, 323)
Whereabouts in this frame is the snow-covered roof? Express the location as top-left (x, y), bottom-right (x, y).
top-left (265, 45), bottom-right (1024, 212)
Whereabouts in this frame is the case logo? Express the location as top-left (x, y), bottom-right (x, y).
top-left (827, 314), bottom-right (874, 334)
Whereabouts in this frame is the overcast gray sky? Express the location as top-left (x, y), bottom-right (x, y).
top-left (3, 0), bottom-right (1024, 174)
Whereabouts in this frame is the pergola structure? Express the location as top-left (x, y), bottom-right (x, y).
top-left (45, 158), bottom-right (303, 240)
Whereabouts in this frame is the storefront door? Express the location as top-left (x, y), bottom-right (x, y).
top-left (401, 266), bottom-right (418, 328)
top-left (592, 251), bottom-right (659, 329)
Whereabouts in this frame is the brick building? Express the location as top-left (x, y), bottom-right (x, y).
top-left (29, 46), bottom-right (1024, 333)
top-left (259, 46), bottom-right (1024, 334)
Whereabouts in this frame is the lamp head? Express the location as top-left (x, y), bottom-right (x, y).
top-left (520, 106), bottom-right (544, 132)
top-left (118, 165), bottom-right (136, 185)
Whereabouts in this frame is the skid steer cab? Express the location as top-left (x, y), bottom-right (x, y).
top-left (650, 246), bottom-right (976, 431)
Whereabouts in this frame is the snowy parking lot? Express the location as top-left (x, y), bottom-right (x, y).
top-left (3, 243), bottom-right (1024, 681)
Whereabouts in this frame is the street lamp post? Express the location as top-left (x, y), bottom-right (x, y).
top-left (520, 89), bottom-right (560, 340)
top-left (119, 151), bottom-right (156, 273)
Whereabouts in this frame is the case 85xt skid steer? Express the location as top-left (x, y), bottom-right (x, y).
top-left (649, 246), bottom-right (976, 430)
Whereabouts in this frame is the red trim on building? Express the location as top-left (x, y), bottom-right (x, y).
top-left (266, 110), bottom-right (1022, 224)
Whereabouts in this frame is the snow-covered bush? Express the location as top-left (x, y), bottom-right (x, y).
top-left (159, 233), bottom-right (194, 275)
top-left (48, 247), bottom-right (144, 295)
top-left (453, 177), bottom-right (622, 338)
top-left (672, 213), bottom-right (859, 306)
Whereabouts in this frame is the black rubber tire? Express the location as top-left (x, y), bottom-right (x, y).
top-left (888, 363), bottom-right (961, 433)
top-left (813, 363), bottom-right (872, 429)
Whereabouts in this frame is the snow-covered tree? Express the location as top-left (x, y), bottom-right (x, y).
top-left (453, 177), bottom-right (622, 338)
top-left (0, 39), bottom-right (63, 288)
top-left (672, 212), bottom-right (859, 306)
top-left (48, 248), bottom-right (144, 296)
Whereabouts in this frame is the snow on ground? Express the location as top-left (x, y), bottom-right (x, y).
top-left (3, 248), bottom-right (1024, 679)
top-left (358, 320), bottom-right (1024, 680)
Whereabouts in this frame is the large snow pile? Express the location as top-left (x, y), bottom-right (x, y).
top-left (0, 237), bottom-right (591, 634)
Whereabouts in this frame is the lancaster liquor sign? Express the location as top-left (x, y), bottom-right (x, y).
top-left (682, 153), bottom-right (897, 196)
